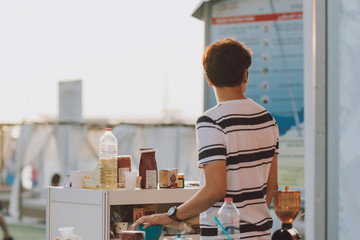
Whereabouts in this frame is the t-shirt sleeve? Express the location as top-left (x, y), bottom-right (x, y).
top-left (196, 115), bottom-right (226, 167)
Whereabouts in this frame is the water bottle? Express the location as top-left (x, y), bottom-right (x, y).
top-left (99, 128), bottom-right (118, 190)
top-left (217, 197), bottom-right (240, 240)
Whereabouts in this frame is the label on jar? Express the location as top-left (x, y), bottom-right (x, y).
top-left (145, 170), bottom-right (157, 189)
top-left (178, 178), bottom-right (184, 188)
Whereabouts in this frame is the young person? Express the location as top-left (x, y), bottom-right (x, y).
top-left (132, 38), bottom-right (279, 240)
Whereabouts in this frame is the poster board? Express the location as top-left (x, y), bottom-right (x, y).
top-left (208, 0), bottom-right (304, 187)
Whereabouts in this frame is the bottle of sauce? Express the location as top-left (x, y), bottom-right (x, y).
top-left (139, 148), bottom-right (158, 189)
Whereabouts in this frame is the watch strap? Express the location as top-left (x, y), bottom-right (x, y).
top-left (168, 206), bottom-right (182, 222)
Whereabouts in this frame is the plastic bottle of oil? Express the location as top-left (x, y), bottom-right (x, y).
top-left (99, 128), bottom-right (118, 190)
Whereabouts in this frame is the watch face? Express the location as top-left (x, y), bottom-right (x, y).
top-left (168, 207), bottom-right (176, 216)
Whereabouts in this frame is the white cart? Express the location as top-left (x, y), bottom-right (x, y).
top-left (46, 187), bottom-right (200, 240)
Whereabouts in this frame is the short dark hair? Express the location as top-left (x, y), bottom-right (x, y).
top-left (51, 173), bottom-right (60, 186)
top-left (202, 38), bottom-right (252, 87)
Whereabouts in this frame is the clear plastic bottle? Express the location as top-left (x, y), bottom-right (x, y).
top-left (217, 197), bottom-right (240, 240)
top-left (99, 128), bottom-right (118, 190)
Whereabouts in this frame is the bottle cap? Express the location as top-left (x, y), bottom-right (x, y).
top-left (105, 128), bottom-right (112, 131)
top-left (224, 197), bottom-right (233, 202)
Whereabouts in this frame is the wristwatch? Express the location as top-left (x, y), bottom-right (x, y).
top-left (167, 206), bottom-right (182, 222)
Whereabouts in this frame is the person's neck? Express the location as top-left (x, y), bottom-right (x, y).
top-left (214, 85), bottom-right (247, 103)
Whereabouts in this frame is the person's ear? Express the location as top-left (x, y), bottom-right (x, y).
top-left (243, 69), bottom-right (248, 84)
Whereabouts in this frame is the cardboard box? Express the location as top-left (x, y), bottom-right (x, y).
top-left (144, 204), bottom-right (157, 216)
top-left (133, 208), bottom-right (144, 221)
top-left (159, 169), bottom-right (178, 188)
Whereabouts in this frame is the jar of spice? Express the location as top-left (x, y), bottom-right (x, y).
top-left (177, 173), bottom-right (184, 188)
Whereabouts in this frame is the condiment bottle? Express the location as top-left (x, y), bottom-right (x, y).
top-left (139, 148), bottom-right (158, 189)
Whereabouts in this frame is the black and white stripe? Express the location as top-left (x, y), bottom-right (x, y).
top-left (196, 98), bottom-right (279, 240)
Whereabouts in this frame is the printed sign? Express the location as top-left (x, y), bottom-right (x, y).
top-left (209, 0), bottom-right (304, 187)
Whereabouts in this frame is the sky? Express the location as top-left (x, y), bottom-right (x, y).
top-left (0, 0), bottom-right (205, 124)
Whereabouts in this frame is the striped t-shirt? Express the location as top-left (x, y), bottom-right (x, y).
top-left (196, 98), bottom-right (279, 240)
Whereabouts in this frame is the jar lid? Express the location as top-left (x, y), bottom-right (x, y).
top-left (177, 173), bottom-right (184, 178)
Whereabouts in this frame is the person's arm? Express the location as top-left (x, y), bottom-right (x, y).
top-left (132, 161), bottom-right (227, 228)
top-left (175, 161), bottom-right (227, 220)
top-left (266, 154), bottom-right (278, 207)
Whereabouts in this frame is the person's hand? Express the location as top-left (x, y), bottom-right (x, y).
top-left (131, 213), bottom-right (175, 229)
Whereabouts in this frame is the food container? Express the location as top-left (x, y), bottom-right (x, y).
top-left (133, 208), bottom-right (144, 221)
top-left (117, 155), bottom-right (132, 188)
top-left (121, 230), bottom-right (145, 240)
top-left (159, 169), bottom-right (178, 188)
top-left (139, 148), bottom-right (158, 189)
top-left (177, 173), bottom-right (184, 188)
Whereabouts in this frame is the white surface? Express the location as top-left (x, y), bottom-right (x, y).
top-left (69, 170), bottom-right (93, 188)
top-left (303, 0), bottom-right (324, 239)
top-left (50, 200), bottom-right (104, 239)
top-left (304, 0), bottom-right (360, 239)
top-left (47, 188), bottom-right (106, 240)
top-left (47, 187), bottom-right (200, 240)
top-left (327, 0), bottom-right (340, 239)
top-left (338, 1), bottom-right (360, 239)
top-left (108, 187), bottom-right (199, 205)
